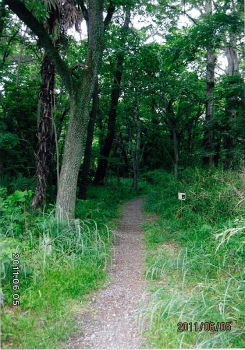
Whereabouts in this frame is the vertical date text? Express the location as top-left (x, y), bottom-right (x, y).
top-left (12, 253), bottom-right (20, 306)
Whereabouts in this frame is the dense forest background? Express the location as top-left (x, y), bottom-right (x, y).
top-left (1, 0), bottom-right (244, 213)
top-left (1, 0), bottom-right (245, 348)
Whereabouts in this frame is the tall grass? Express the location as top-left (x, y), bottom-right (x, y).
top-left (1, 176), bottom-right (140, 349)
top-left (1, 212), bottom-right (111, 348)
top-left (141, 168), bottom-right (245, 348)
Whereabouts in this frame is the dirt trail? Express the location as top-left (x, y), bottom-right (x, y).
top-left (67, 197), bottom-right (149, 349)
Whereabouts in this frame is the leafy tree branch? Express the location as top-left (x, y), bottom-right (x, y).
top-left (5, 0), bottom-right (73, 94)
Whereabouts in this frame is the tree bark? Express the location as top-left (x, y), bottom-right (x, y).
top-left (31, 54), bottom-right (55, 208)
top-left (78, 77), bottom-right (99, 199)
top-left (93, 11), bottom-right (130, 186)
top-left (56, 0), bottom-right (105, 218)
top-left (224, 33), bottom-right (241, 77)
top-left (32, 4), bottom-right (59, 208)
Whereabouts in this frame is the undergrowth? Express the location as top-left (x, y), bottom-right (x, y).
top-left (0, 177), bottom-right (142, 349)
top-left (141, 167), bottom-right (245, 349)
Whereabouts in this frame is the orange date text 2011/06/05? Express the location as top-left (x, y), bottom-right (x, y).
top-left (177, 322), bottom-right (232, 332)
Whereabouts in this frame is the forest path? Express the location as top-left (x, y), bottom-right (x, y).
top-left (67, 197), bottom-right (149, 349)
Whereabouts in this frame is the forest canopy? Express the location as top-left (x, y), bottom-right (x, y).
top-left (0, 0), bottom-right (244, 218)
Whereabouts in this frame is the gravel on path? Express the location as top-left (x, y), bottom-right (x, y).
top-left (67, 197), bottom-right (149, 349)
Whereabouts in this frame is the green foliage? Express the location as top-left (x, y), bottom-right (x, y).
top-left (141, 168), bottom-right (245, 348)
top-left (0, 188), bottom-right (33, 237)
top-left (1, 215), bottom-right (107, 347)
top-left (0, 177), bottom-right (140, 348)
top-left (1, 81), bottom-right (39, 176)
top-left (76, 177), bottom-right (144, 218)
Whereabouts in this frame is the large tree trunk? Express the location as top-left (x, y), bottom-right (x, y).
top-left (78, 77), bottom-right (99, 199)
top-left (32, 54), bottom-right (55, 208)
top-left (203, 0), bottom-right (216, 166)
top-left (56, 0), bottom-right (105, 219)
top-left (32, 4), bottom-right (59, 208)
top-left (93, 11), bottom-right (130, 185)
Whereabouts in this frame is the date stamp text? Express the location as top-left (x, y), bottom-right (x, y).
top-left (12, 253), bottom-right (20, 306)
top-left (177, 321), bottom-right (232, 332)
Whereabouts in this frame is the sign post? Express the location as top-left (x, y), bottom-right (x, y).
top-left (178, 193), bottom-right (186, 217)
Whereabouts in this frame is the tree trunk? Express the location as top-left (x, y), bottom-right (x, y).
top-left (133, 101), bottom-right (141, 190)
top-left (56, 0), bottom-right (105, 219)
top-left (224, 33), bottom-right (241, 77)
top-left (93, 51), bottom-right (123, 185)
top-left (173, 128), bottom-right (179, 179)
top-left (31, 4), bottom-right (60, 208)
top-left (166, 100), bottom-right (179, 179)
top-left (32, 54), bottom-right (55, 208)
top-left (119, 132), bottom-right (129, 174)
top-left (0, 0), bottom-right (6, 37)
top-left (93, 11), bottom-right (130, 185)
top-left (223, 32), bottom-right (242, 169)
top-left (78, 77), bottom-right (99, 199)
top-left (203, 0), bottom-right (216, 166)
top-left (15, 37), bottom-right (24, 86)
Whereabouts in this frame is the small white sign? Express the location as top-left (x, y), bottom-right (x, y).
top-left (178, 193), bottom-right (186, 200)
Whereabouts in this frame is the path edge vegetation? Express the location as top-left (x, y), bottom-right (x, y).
top-left (1, 178), bottom-right (147, 349)
top-left (1, 169), bottom-right (245, 348)
top-left (141, 168), bottom-right (245, 349)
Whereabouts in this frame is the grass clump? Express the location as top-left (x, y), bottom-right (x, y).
top-left (141, 168), bottom-right (245, 349)
top-left (1, 176), bottom-right (140, 349)
top-left (1, 213), bottom-right (109, 348)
